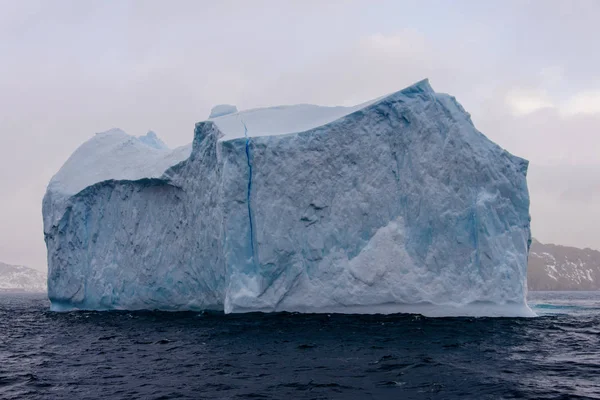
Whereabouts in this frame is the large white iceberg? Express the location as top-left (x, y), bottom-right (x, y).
top-left (43, 80), bottom-right (533, 316)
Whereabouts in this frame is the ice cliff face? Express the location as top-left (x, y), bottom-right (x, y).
top-left (43, 80), bottom-right (533, 316)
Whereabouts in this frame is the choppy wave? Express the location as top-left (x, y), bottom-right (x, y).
top-left (1, 291), bottom-right (599, 399)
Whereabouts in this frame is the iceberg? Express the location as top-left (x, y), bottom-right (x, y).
top-left (43, 79), bottom-right (533, 316)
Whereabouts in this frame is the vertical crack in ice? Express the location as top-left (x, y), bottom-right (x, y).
top-left (471, 197), bottom-right (480, 271)
top-left (242, 119), bottom-right (255, 261)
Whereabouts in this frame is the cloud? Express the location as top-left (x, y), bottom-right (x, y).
top-left (539, 66), bottom-right (565, 87)
top-left (505, 89), bottom-right (555, 116)
top-left (561, 91), bottom-right (600, 117)
top-left (503, 66), bottom-right (600, 118)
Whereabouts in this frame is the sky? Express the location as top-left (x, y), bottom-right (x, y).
top-left (1, 0), bottom-right (599, 270)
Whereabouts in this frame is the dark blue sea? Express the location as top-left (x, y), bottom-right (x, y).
top-left (1, 292), bottom-right (599, 399)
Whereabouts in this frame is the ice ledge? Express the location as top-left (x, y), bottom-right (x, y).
top-left (227, 302), bottom-right (537, 318)
top-left (49, 302), bottom-right (536, 317)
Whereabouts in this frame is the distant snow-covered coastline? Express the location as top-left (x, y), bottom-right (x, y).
top-left (0, 262), bottom-right (46, 293)
top-left (528, 239), bottom-right (600, 291)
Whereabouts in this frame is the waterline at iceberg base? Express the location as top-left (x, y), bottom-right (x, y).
top-left (43, 79), bottom-right (533, 317)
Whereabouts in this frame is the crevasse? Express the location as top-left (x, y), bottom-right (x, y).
top-left (242, 119), bottom-right (256, 261)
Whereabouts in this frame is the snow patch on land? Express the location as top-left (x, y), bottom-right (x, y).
top-left (0, 262), bottom-right (46, 293)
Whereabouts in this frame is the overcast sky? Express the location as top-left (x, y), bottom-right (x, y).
top-left (1, 0), bottom-right (599, 270)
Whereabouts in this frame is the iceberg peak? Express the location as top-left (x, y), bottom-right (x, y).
top-left (95, 127), bottom-right (127, 136)
top-left (138, 130), bottom-right (168, 150)
top-left (209, 104), bottom-right (238, 118)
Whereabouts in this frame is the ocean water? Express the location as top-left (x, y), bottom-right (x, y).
top-left (1, 292), bottom-right (599, 400)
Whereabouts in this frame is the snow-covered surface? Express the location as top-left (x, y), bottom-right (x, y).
top-left (209, 104), bottom-right (238, 118)
top-left (43, 79), bottom-right (533, 317)
top-left (0, 262), bottom-right (47, 292)
top-left (209, 99), bottom-right (379, 141)
top-left (47, 128), bottom-right (191, 198)
top-left (138, 130), bottom-right (168, 150)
